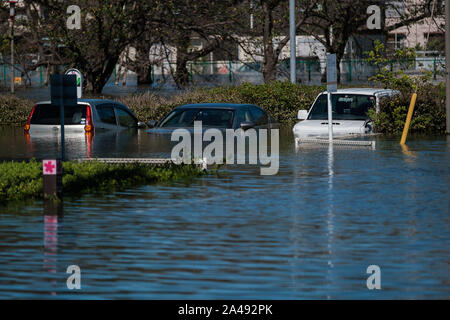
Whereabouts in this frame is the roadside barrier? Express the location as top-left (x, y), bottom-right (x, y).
top-left (295, 137), bottom-right (375, 149)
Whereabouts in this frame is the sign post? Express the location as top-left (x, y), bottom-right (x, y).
top-left (326, 54), bottom-right (337, 142)
top-left (50, 74), bottom-right (77, 161)
top-left (43, 159), bottom-right (63, 200)
top-left (64, 68), bottom-right (83, 99)
top-left (289, 0), bottom-right (296, 83)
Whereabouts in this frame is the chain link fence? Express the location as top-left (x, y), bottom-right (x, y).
top-left (1, 57), bottom-right (446, 90)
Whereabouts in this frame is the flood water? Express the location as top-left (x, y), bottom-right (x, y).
top-left (0, 126), bottom-right (449, 299)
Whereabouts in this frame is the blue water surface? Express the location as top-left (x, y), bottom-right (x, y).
top-left (0, 127), bottom-right (448, 299)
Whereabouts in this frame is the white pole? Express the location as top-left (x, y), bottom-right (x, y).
top-left (327, 91), bottom-right (333, 142)
top-left (289, 0), bottom-right (296, 83)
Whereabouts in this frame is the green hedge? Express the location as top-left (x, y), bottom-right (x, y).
top-left (0, 160), bottom-right (206, 205)
top-left (1, 81), bottom-right (446, 134)
top-left (369, 83), bottom-right (446, 134)
top-left (0, 94), bottom-right (33, 124)
top-left (117, 81), bottom-right (324, 126)
top-left (1, 82), bottom-right (323, 126)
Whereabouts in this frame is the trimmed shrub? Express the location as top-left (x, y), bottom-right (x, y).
top-left (117, 81), bottom-right (324, 126)
top-left (0, 159), bottom-right (206, 205)
top-left (0, 94), bottom-right (34, 124)
top-left (2, 81), bottom-right (445, 134)
top-left (368, 83), bottom-right (446, 135)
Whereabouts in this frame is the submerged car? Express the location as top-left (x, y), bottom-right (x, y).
top-left (147, 103), bottom-right (278, 132)
top-left (293, 88), bottom-right (398, 138)
top-left (24, 99), bottom-right (145, 136)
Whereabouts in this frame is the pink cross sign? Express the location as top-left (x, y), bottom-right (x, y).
top-left (43, 160), bottom-right (57, 175)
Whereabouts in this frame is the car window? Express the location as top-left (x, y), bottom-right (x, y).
top-left (30, 104), bottom-right (86, 125)
top-left (250, 106), bottom-right (268, 125)
top-left (308, 94), bottom-right (375, 120)
top-left (194, 109), bottom-right (234, 128)
top-left (235, 107), bottom-right (253, 124)
top-left (115, 108), bottom-right (137, 128)
top-left (160, 109), bottom-right (199, 127)
top-left (96, 104), bottom-right (116, 125)
top-left (160, 108), bottom-right (235, 128)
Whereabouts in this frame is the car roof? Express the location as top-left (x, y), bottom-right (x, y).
top-left (320, 88), bottom-right (397, 95)
top-left (176, 103), bottom-right (259, 110)
top-left (35, 99), bottom-right (125, 106)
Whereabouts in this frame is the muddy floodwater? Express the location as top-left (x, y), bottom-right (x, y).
top-left (0, 126), bottom-right (449, 299)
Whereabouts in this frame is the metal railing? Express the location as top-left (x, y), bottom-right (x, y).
top-left (1, 57), bottom-right (446, 89)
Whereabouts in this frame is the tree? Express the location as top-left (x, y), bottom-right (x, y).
top-left (31, 0), bottom-right (152, 93)
top-left (228, 0), bottom-right (316, 83)
top-left (0, 2), bottom-right (9, 62)
top-left (155, 0), bottom-right (244, 88)
top-left (297, 0), bottom-right (444, 83)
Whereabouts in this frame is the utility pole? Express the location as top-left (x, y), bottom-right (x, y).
top-left (289, 0), bottom-right (296, 83)
top-left (9, 1), bottom-right (16, 94)
top-left (445, 0), bottom-right (450, 134)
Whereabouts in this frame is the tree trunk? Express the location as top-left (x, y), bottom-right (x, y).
top-left (262, 1), bottom-right (277, 83)
top-left (135, 42), bottom-right (153, 85)
top-left (263, 55), bottom-right (278, 82)
top-left (137, 64), bottom-right (153, 85)
top-left (336, 53), bottom-right (342, 84)
top-left (174, 58), bottom-right (190, 88)
top-left (173, 37), bottom-right (191, 88)
top-left (86, 59), bottom-right (118, 94)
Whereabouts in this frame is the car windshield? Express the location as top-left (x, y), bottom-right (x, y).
top-left (30, 104), bottom-right (87, 125)
top-left (308, 94), bottom-right (376, 120)
top-left (159, 108), bottom-right (235, 128)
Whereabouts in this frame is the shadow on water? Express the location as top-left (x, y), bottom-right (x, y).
top-left (0, 125), bottom-right (449, 299)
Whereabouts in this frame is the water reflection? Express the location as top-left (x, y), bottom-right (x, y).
top-left (43, 200), bottom-right (63, 296)
top-left (401, 143), bottom-right (416, 160)
top-left (326, 144), bottom-right (335, 299)
top-left (1, 127), bottom-right (160, 160)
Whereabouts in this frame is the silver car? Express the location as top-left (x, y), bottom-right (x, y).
top-left (24, 99), bottom-right (145, 136)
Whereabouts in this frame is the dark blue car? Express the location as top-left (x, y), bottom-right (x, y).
top-left (147, 103), bottom-right (278, 132)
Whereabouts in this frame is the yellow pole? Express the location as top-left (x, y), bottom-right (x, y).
top-left (400, 93), bottom-right (417, 145)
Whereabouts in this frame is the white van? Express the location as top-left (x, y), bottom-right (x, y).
top-left (293, 88), bottom-right (398, 138)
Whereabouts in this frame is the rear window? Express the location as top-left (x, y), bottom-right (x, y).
top-left (160, 108), bottom-right (235, 128)
top-left (30, 104), bottom-right (87, 125)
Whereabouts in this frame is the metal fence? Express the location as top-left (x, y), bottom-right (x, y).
top-left (1, 57), bottom-right (446, 90)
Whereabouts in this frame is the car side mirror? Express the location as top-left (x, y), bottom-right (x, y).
top-left (297, 110), bottom-right (308, 120)
top-left (147, 120), bottom-right (157, 128)
top-left (137, 121), bottom-right (147, 128)
top-left (240, 121), bottom-right (255, 130)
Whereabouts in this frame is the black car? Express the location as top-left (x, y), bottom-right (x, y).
top-left (147, 103), bottom-right (278, 132)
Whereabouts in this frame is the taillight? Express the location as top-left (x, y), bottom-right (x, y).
top-left (24, 105), bottom-right (36, 132)
top-left (84, 105), bottom-right (94, 132)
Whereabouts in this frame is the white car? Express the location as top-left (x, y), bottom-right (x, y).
top-left (293, 88), bottom-right (398, 138)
